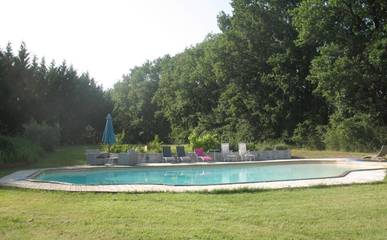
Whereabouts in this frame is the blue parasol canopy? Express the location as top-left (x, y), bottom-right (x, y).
top-left (102, 113), bottom-right (116, 145)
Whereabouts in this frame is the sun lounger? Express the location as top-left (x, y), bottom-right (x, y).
top-left (176, 146), bottom-right (192, 163)
top-left (162, 146), bottom-right (177, 163)
top-left (88, 153), bottom-right (108, 165)
top-left (238, 143), bottom-right (255, 161)
top-left (376, 145), bottom-right (387, 158)
top-left (194, 147), bottom-right (213, 162)
top-left (85, 149), bottom-right (106, 165)
top-left (364, 145), bottom-right (387, 161)
top-left (221, 143), bottom-right (238, 161)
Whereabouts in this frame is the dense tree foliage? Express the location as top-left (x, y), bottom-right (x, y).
top-left (293, 0), bottom-right (387, 122)
top-left (112, 58), bottom-right (171, 143)
top-left (1, 0), bottom-right (386, 152)
top-left (0, 43), bottom-right (112, 144)
top-left (112, 0), bottom-right (386, 151)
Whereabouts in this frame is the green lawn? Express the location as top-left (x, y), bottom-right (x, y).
top-left (1, 146), bottom-right (386, 239)
top-left (0, 145), bottom-right (87, 178)
top-left (291, 148), bottom-right (371, 159)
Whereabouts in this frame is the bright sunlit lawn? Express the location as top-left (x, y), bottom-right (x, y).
top-left (1, 146), bottom-right (386, 240)
top-left (291, 148), bottom-right (372, 159)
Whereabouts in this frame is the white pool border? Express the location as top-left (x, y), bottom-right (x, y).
top-left (0, 158), bottom-right (386, 192)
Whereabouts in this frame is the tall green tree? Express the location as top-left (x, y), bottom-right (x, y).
top-left (292, 0), bottom-right (387, 123)
top-left (211, 0), bottom-right (326, 141)
top-left (112, 58), bottom-right (171, 143)
top-left (154, 35), bottom-right (222, 142)
top-left (0, 43), bottom-right (112, 144)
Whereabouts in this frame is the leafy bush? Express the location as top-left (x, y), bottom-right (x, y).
top-left (234, 120), bottom-right (255, 143)
top-left (274, 144), bottom-right (289, 150)
top-left (253, 141), bottom-right (286, 151)
top-left (0, 136), bottom-right (43, 164)
top-left (82, 125), bottom-right (97, 144)
top-left (262, 146), bottom-right (273, 151)
top-left (23, 120), bottom-right (60, 151)
top-left (188, 130), bottom-right (219, 151)
top-left (0, 137), bottom-right (16, 164)
top-left (105, 144), bottom-right (129, 153)
top-left (246, 143), bottom-right (260, 151)
top-left (292, 120), bottom-right (326, 150)
top-left (324, 114), bottom-right (386, 152)
top-left (100, 130), bottom-right (147, 153)
top-left (100, 144), bottom-right (143, 153)
top-left (148, 135), bottom-right (163, 153)
top-left (115, 129), bottom-right (126, 145)
top-left (215, 121), bottom-right (256, 151)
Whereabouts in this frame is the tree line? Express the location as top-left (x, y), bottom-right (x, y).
top-left (0, 42), bottom-right (112, 144)
top-left (1, 0), bottom-right (385, 152)
top-left (112, 0), bottom-right (386, 151)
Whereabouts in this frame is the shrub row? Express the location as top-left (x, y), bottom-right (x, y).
top-left (100, 144), bottom-right (147, 153)
top-left (292, 114), bottom-right (387, 152)
top-left (103, 114), bottom-right (387, 154)
top-left (102, 133), bottom-right (289, 154)
top-left (23, 120), bottom-right (60, 151)
top-left (0, 136), bottom-right (43, 165)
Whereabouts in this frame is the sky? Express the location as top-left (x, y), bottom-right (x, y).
top-left (0, 0), bottom-right (233, 89)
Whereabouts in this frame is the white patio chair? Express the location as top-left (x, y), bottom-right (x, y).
top-left (238, 143), bottom-right (255, 161)
top-left (221, 143), bottom-right (238, 162)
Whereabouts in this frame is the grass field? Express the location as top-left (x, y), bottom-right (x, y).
top-left (0, 145), bottom-right (86, 178)
top-left (1, 146), bottom-right (386, 239)
top-left (291, 148), bottom-right (371, 159)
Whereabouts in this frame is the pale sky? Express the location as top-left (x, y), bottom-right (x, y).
top-left (0, 0), bottom-right (232, 89)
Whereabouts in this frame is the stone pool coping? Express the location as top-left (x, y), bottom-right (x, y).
top-left (1, 158), bottom-right (386, 192)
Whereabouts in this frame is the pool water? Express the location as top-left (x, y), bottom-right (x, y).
top-left (33, 162), bottom-right (359, 186)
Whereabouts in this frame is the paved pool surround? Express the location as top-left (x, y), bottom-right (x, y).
top-left (0, 158), bottom-right (386, 192)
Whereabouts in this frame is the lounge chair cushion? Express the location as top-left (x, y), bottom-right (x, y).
top-left (200, 156), bottom-right (212, 161)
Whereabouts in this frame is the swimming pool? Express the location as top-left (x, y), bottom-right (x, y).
top-left (32, 161), bottom-right (369, 186)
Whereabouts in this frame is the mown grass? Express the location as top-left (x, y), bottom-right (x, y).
top-left (0, 146), bottom-right (385, 239)
top-left (1, 181), bottom-right (387, 240)
top-left (291, 148), bottom-right (371, 159)
top-left (0, 145), bottom-right (87, 178)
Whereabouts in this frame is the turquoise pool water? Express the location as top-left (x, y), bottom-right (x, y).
top-left (33, 162), bottom-right (357, 186)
